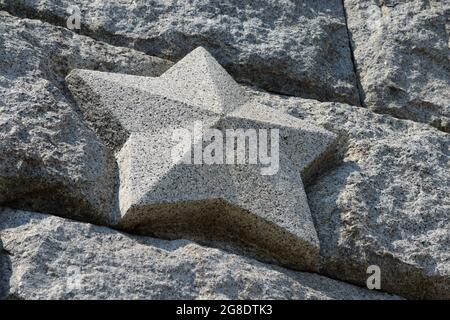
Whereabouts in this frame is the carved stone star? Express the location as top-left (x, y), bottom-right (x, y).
top-left (66, 47), bottom-right (338, 271)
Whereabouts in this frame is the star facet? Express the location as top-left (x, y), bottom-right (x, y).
top-left (66, 47), bottom-right (338, 271)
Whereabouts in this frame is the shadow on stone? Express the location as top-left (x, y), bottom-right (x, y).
top-left (119, 198), bottom-right (319, 273)
top-left (0, 235), bottom-right (12, 299)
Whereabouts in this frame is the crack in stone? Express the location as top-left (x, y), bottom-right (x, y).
top-left (341, 0), bottom-right (366, 109)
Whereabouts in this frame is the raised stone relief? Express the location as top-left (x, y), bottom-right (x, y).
top-left (66, 47), bottom-right (339, 271)
top-left (1, 1), bottom-right (448, 300)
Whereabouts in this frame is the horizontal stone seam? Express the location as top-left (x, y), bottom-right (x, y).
top-left (0, 205), bottom-right (402, 299)
top-left (1, 5), bottom-right (448, 133)
top-left (0, 6), bottom-right (157, 63)
top-left (0, 5), bottom-right (364, 108)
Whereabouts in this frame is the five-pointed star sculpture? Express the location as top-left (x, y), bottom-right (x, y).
top-left (66, 47), bottom-right (338, 271)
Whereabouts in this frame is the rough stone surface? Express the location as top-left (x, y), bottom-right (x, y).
top-left (66, 47), bottom-right (340, 272)
top-left (1, 1), bottom-right (449, 301)
top-left (249, 89), bottom-right (450, 299)
top-left (0, 208), bottom-right (400, 300)
top-left (0, 0), bottom-right (361, 106)
top-left (344, 0), bottom-right (450, 132)
top-left (0, 11), bottom-right (172, 224)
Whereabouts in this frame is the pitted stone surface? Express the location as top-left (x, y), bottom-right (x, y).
top-left (0, 208), bottom-right (401, 300)
top-left (248, 89), bottom-right (450, 299)
top-left (0, 0), bottom-right (360, 105)
top-left (0, 2), bottom-right (449, 301)
top-left (0, 11), bottom-right (172, 224)
top-left (344, 0), bottom-right (450, 132)
top-left (67, 47), bottom-right (339, 271)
